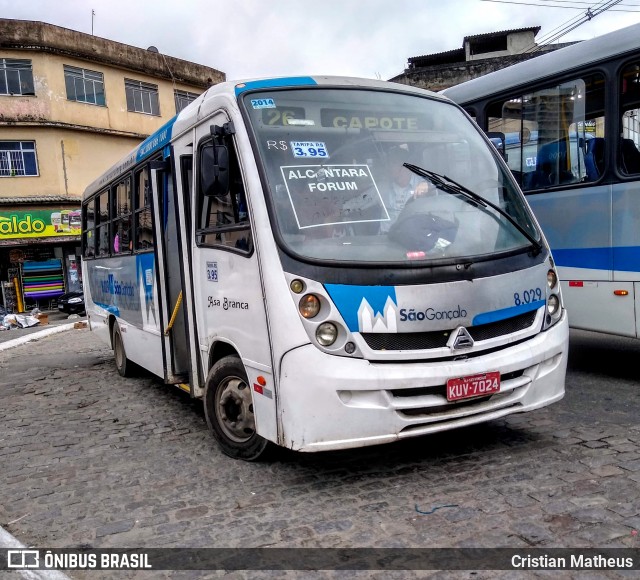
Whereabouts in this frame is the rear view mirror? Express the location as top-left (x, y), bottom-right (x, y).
top-left (200, 142), bottom-right (229, 197)
top-left (486, 131), bottom-right (507, 161)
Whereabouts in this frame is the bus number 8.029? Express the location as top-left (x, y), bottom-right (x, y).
top-left (514, 288), bottom-right (542, 306)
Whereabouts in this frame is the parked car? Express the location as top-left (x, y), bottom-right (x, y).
top-left (57, 291), bottom-right (85, 315)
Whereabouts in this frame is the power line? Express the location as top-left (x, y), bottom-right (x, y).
top-left (530, 0), bottom-right (626, 49)
top-left (531, 1), bottom-right (605, 45)
top-left (480, 0), bottom-right (628, 53)
top-left (480, 0), bottom-right (639, 10)
top-left (536, 0), bottom-right (640, 5)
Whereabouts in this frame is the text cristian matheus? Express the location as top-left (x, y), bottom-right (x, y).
top-left (512, 554), bottom-right (634, 569)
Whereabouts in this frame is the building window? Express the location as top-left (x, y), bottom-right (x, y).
top-left (64, 65), bottom-right (105, 105)
top-left (125, 79), bottom-right (160, 115)
top-left (174, 89), bottom-right (199, 113)
top-left (0, 58), bottom-right (35, 96)
top-left (0, 141), bottom-right (38, 177)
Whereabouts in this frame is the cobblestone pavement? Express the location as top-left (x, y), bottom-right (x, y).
top-left (0, 327), bottom-right (639, 579)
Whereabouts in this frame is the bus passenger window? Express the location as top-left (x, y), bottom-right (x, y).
top-left (621, 62), bottom-right (640, 174)
top-left (97, 224), bottom-right (110, 256)
top-left (112, 177), bottom-right (132, 254)
top-left (82, 199), bottom-right (95, 258)
top-left (487, 73), bottom-right (605, 190)
top-left (96, 190), bottom-right (110, 257)
top-left (134, 167), bottom-right (154, 250)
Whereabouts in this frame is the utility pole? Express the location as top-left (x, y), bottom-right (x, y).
top-left (91, 9), bottom-right (95, 35)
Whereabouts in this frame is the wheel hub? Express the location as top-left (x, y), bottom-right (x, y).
top-left (216, 376), bottom-right (255, 442)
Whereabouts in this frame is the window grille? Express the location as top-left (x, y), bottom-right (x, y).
top-left (0, 141), bottom-right (38, 177)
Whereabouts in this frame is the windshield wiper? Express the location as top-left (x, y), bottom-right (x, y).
top-left (403, 163), bottom-right (542, 256)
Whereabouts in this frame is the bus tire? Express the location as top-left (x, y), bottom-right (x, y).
top-left (112, 323), bottom-right (136, 377)
top-left (204, 355), bottom-right (271, 461)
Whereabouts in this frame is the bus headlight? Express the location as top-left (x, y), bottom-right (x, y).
top-left (547, 294), bottom-right (560, 316)
top-left (316, 322), bottom-right (338, 346)
top-left (299, 294), bottom-right (320, 319)
top-left (547, 269), bottom-right (558, 289)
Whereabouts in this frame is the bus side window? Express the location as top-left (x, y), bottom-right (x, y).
top-left (197, 138), bottom-right (252, 253)
top-left (487, 73), bottom-right (605, 191)
top-left (621, 62), bottom-right (640, 175)
top-left (112, 176), bottom-right (132, 254)
top-left (134, 166), bottom-right (154, 250)
top-left (180, 155), bottom-right (193, 227)
top-left (96, 190), bottom-right (110, 257)
top-left (82, 199), bottom-right (96, 258)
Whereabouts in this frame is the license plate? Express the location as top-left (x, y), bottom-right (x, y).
top-left (446, 371), bottom-right (500, 401)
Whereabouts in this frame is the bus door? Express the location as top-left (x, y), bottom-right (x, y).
top-left (192, 113), bottom-right (275, 437)
top-left (150, 154), bottom-right (190, 384)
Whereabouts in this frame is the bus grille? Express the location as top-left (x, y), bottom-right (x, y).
top-left (360, 310), bottom-right (537, 351)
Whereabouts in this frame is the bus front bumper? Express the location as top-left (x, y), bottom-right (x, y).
top-left (276, 313), bottom-right (568, 452)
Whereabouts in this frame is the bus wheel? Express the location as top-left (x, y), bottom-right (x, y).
top-left (204, 355), bottom-right (270, 461)
top-left (112, 323), bottom-right (135, 377)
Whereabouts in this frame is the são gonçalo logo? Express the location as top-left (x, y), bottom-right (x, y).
top-left (0, 214), bottom-right (47, 235)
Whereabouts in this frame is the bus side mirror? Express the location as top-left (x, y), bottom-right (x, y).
top-left (200, 142), bottom-right (230, 197)
top-left (486, 131), bottom-right (507, 162)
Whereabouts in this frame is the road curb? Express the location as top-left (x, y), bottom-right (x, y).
top-left (0, 323), bottom-right (77, 353)
top-left (0, 525), bottom-right (71, 579)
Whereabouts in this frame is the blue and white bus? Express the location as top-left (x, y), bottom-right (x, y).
top-left (81, 75), bottom-right (568, 460)
top-left (444, 22), bottom-right (640, 341)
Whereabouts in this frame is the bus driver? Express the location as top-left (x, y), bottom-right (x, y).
top-left (379, 146), bottom-right (433, 233)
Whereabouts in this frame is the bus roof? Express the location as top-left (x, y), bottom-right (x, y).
top-left (442, 21), bottom-right (640, 105)
top-left (82, 75), bottom-right (443, 200)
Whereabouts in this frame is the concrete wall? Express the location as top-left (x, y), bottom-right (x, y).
top-left (0, 18), bottom-right (225, 205)
top-left (0, 126), bottom-right (141, 201)
top-left (0, 49), bottom-right (202, 135)
top-left (465, 30), bottom-right (537, 61)
top-left (391, 45), bottom-right (573, 92)
top-left (0, 19), bottom-right (224, 88)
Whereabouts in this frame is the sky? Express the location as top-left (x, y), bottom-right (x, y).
top-left (2, 0), bottom-right (640, 82)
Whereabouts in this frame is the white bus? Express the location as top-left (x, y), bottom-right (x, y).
top-left (443, 22), bottom-right (640, 341)
top-left (81, 75), bottom-right (568, 460)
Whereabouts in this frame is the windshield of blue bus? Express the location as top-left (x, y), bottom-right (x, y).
top-left (242, 88), bottom-right (540, 264)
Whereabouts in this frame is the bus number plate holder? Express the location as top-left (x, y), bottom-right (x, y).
top-left (446, 371), bottom-right (500, 401)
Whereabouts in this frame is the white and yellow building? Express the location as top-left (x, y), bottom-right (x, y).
top-left (0, 18), bottom-right (224, 310)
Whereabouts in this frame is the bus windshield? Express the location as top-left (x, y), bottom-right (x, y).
top-left (243, 88), bottom-right (540, 263)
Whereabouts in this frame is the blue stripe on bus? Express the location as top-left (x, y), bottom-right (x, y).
top-left (551, 247), bottom-right (611, 270)
top-left (552, 246), bottom-right (640, 272)
top-left (472, 300), bottom-right (544, 326)
top-left (136, 117), bottom-right (176, 163)
top-left (613, 246), bottom-right (640, 271)
top-left (94, 302), bottom-right (120, 317)
top-left (234, 77), bottom-right (317, 95)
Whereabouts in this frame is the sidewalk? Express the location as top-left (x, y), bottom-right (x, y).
top-left (0, 309), bottom-right (85, 351)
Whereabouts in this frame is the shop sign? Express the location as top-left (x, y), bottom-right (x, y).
top-left (0, 209), bottom-right (81, 240)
